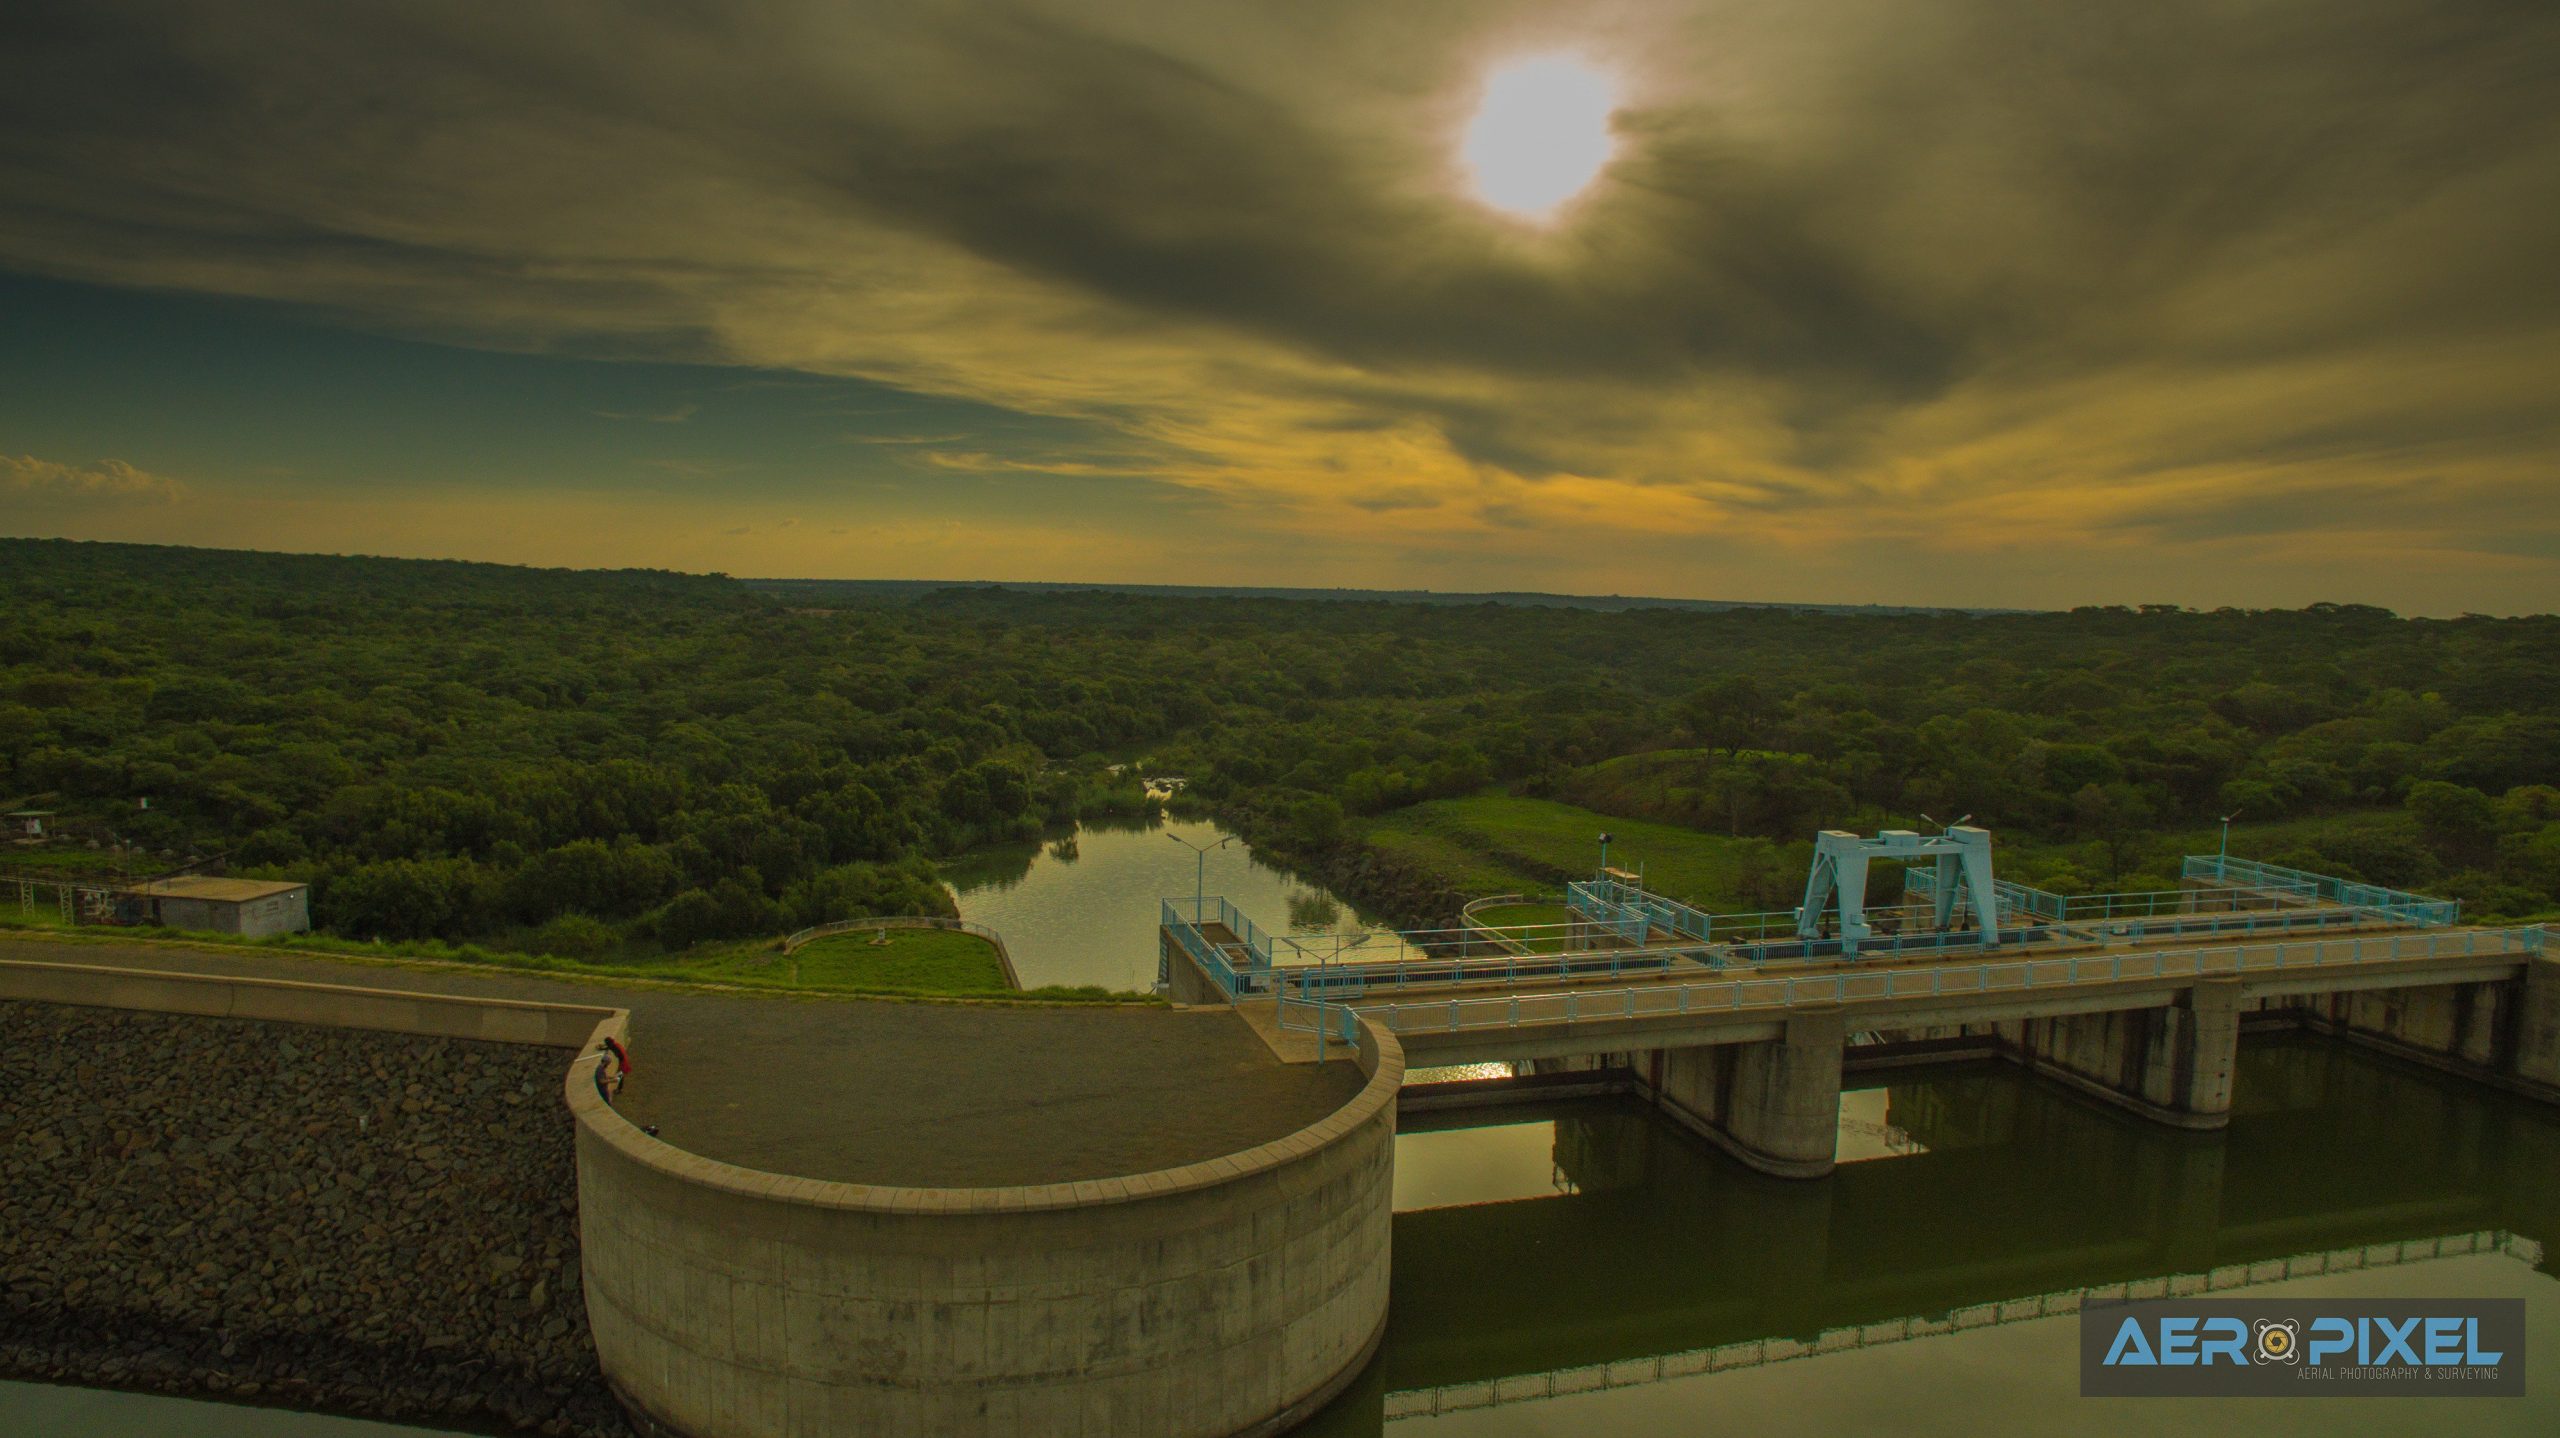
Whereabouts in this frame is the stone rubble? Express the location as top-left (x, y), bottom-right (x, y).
top-left (0, 1000), bottom-right (628, 1436)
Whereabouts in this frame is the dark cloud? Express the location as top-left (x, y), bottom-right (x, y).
top-left (0, 0), bottom-right (2553, 608)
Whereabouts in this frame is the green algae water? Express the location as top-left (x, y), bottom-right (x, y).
top-left (1304, 1033), bottom-right (2560, 1438)
top-left (0, 1380), bottom-right (478, 1435)
top-left (943, 815), bottom-right (1388, 991)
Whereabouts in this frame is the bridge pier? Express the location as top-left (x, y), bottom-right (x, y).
top-left (1994, 980), bottom-right (2244, 1130)
top-left (2285, 954), bottom-right (2560, 1103)
top-left (2519, 954), bottom-right (2560, 1092)
top-left (1641, 1008), bottom-right (1846, 1179)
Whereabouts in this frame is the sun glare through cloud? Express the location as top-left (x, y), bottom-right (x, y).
top-left (1461, 54), bottom-right (1620, 220)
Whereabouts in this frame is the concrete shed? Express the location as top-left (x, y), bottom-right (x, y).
top-left (135, 876), bottom-right (311, 938)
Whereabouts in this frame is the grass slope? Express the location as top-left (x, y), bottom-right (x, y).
top-left (778, 929), bottom-right (1012, 994)
top-left (1357, 794), bottom-right (1779, 911)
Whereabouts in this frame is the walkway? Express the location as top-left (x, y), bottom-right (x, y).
top-left (0, 936), bottom-right (1365, 1187)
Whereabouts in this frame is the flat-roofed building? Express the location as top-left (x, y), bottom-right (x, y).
top-left (133, 876), bottom-right (311, 937)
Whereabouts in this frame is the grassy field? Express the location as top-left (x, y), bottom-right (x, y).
top-left (1358, 790), bottom-right (2470, 917)
top-left (1358, 794), bottom-right (1783, 911)
top-left (765, 928), bottom-right (1013, 994)
top-left (1467, 901), bottom-right (1572, 928)
top-left (0, 910), bottom-right (1139, 1003)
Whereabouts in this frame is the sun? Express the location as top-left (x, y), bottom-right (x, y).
top-left (1460, 54), bottom-right (1620, 221)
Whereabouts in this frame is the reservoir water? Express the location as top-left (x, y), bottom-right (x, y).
top-left (1301, 1031), bottom-right (2560, 1437)
top-left (942, 816), bottom-right (1388, 991)
top-left (0, 1379), bottom-right (477, 1435)
top-left (15, 1035), bottom-right (2554, 1434)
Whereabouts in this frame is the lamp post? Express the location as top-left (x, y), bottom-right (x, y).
top-left (2218, 811), bottom-right (2244, 871)
top-left (1597, 832), bottom-right (1614, 881)
top-left (1167, 832), bottom-right (1236, 918)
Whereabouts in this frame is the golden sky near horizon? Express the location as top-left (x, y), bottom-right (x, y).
top-left (1, 0), bottom-right (2555, 612)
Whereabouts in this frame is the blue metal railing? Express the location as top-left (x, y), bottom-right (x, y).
top-left (2079, 906), bottom-right (2376, 941)
top-left (1902, 869), bottom-right (2051, 921)
top-left (1163, 894), bottom-right (1287, 969)
top-left (1161, 898), bottom-right (1281, 999)
top-left (1728, 925), bottom-right (2056, 964)
top-left (1564, 880), bottom-right (1653, 945)
top-left (1276, 943), bottom-right (1695, 1001)
top-left (1567, 878), bottom-right (1808, 945)
top-left (1906, 866), bottom-right (2345, 925)
top-left (1275, 994), bottom-right (1365, 1056)
top-left (2182, 855), bottom-right (2461, 927)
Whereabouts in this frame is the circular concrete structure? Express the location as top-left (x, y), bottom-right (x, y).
top-left (565, 1014), bottom-right (1401, 1438)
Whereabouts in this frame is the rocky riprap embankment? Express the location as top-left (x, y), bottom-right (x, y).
top-left (0, 1000), bottom-right (626, 1436)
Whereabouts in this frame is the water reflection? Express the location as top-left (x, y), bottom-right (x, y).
top-left (0, 1380), bottom-right (476, 1437)
top-left (942, 816), bottom-right (1381, 990)
top-left (1304, 1036), bottom-right (2560, 1436)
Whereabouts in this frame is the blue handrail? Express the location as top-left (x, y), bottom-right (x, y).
top-left (2181, 855), bottom-right (2461, 927)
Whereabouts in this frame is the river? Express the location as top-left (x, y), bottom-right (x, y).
top-left (941, 815), bottom-right (1391, 991)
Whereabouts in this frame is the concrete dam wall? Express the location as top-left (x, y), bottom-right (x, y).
top-left (573, 1018), bottom-right (1403, 1438)
top-left (0, 997), bottom-right (625, 1436)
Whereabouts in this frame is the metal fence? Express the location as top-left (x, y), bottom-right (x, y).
top-left (1904, 867), bottom-right (2324, 925)
top-left (1160, 899), bottom-right (1281, 998)
top-left (1333, 924), bottom-right (2545, 1039)
top-left (2183, 854), bottom-right (2462, 926)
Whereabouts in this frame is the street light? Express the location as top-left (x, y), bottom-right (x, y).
top-left (2219, 810), bottom-right (2245, 865)
top-left (1167, 832), bottom-right (1237, 917)
top-left (1597, 832), bottom-right (1615, 880)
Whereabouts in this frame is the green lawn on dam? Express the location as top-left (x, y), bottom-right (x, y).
top-left (18, 1029), bottom-right (2555, 1436)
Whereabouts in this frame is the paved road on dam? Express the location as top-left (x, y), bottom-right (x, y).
top-left (1, 935), bottom-right (1365, 1187)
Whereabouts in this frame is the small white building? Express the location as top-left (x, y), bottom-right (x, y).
top-left (134, 876), bottom-right (311, 938)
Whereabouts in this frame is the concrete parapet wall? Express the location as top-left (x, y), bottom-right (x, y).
top-left (0, 958), bottom-right (616, 1048)
top-left (569, 1016), bottom-right (1403, 1438)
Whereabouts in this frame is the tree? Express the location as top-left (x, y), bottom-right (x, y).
top-left (2072, 783), bottom-right (2156, 882)
top-left (1682, 676), bottom-right (1776, 757)
top-left (2407, 781), bottom-right (2499, 869)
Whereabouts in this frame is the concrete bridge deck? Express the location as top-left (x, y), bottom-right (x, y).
top-left (1166, 900), bottom-right (2557, 1178)
top-left (1329, 926), bottom-right (2546, 1065)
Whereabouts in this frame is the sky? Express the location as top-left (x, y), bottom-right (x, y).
top-left (2, 0), bottom-right (2555, 614)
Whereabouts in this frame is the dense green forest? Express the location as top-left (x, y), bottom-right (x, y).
top-left (2, 537), bottom-right (2555, 959)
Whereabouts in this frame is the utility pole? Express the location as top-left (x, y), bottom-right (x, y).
top-left (1166, 832), bottom-right (1236, 918)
